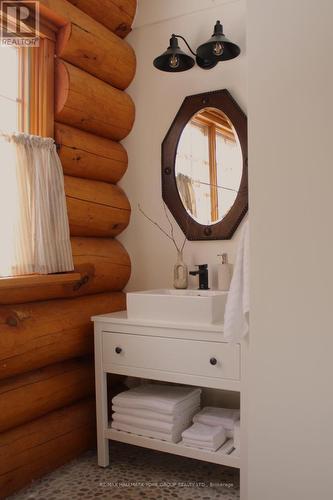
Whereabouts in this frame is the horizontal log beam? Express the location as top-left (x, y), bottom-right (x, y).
top-left (65, 176), bottom-right (131, 237)
top-left (0, 358), bottom-right (94, 433)
top-left (67, 0), bottom-right (137, 38)
top-left (0, 272), bottom-right (81, 291)
top-left (0, 399), bottom-right (95, 498)
top-left (0, 292), bottom-right (125, 380)
top-left (55, 60), bottom-right (135, 141)
top-left (38, 0), bottom-right (132, 39)
top-left (55, 123), bottom-right (128, 183)
top-left (57, 21), bottom-right (135, 89)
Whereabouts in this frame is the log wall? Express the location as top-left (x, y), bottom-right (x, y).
top-left (0, 399), bottom-right (96, 498)
top-left (0, 1), bottom-right (137, 496)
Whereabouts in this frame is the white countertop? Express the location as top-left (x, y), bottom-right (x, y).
top-left (91, 310), bottom-right (225, 333)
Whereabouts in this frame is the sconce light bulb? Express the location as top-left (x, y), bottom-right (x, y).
top-left (169, 54), bottom-right (180, 68)
top-left (213, 42), bottom-right (224, 56)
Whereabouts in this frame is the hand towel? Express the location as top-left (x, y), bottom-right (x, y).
top-left (193, 407), bottom-right (240, 434)
top-left (224, 219), bottom-right (249, 342)
top-left (181, 423), bottom-right (226, 451)
top-left (182, 422), bottom-right (226, 443)
top-left (112, 403), bottom-right (200, 423)
top-left (112, 384), bottom-right (201, 414)
top-left (111, 421), bottom-right (182, 443)
top-left (112, 410), bottom-right (195, 434)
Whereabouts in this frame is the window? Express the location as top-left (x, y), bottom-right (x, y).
top-left (0, 26), bottom-right (74, 280)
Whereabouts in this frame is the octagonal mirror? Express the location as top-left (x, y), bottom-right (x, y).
top-left (162, 89), bottom-right (248, 240)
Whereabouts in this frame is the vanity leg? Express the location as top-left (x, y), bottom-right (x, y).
top-left (96, 371), bottom-right (109, 467)
top-left (94, 327), bottom-right (109, 467)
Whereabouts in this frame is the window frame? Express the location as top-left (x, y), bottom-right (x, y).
top-left (189, 118), bottom-right (220, 223)
top-left (18, 35), bottom-right (55, 136)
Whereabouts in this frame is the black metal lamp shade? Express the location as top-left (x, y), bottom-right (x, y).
top-left (196, 20), bottom-right (241, 69)
top-left (153, 35), bottom-right (195, 72)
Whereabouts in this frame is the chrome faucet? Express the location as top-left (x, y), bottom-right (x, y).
top-left (189, 264), bottom-right (209, 290)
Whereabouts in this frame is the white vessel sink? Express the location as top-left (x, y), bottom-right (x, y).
top-left (126, 289), bottom-right (228, 325)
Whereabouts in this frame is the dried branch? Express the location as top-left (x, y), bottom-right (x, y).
top-left (138, 204), bottom-right (180, 253)
top-left (180, 209), bottom-right (191, 253)
top-left (180, 235), bottom-right (187, 253)
top-left (163, 202), bottom-right (175, 245)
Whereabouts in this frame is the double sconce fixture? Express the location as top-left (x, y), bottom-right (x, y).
top-left (153, 21), bottom-right (240, 72)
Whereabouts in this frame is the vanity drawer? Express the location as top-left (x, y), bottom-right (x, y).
top-left (102, 332), bottom-right (240, 380)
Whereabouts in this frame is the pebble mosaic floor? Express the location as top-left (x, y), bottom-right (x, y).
top-left (9, 442), bottom-right (240, 500)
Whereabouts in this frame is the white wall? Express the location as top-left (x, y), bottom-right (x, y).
top-left (120, 0), bottom-right (247, 291)
top-left (248, 1), bottom-right (333, 499)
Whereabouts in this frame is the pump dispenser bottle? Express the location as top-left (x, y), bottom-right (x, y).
top-left (217, 253), bottom-right (233, 291)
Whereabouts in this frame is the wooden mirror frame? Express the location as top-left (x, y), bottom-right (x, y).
top-left (162, 89), bottom-right (248, 240)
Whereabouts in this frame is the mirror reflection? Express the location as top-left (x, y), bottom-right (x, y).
top-left (175, 107), bottom-right (242, 226)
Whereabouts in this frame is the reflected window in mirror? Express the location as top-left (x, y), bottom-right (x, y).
top-left (175, 108), bottom-right (242, 226)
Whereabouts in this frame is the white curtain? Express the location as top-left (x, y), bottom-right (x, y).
top-left (0, 133), bottom-right (74, 276)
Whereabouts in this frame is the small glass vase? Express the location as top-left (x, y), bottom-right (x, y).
top-left (173, 250), bottom-right (188, 289)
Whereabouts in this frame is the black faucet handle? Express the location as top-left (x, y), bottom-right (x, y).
top-left (190, 264), bottom-right (209, 290)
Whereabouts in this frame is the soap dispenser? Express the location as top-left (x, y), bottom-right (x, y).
top-left (217, 253), bottom-right (233, 291)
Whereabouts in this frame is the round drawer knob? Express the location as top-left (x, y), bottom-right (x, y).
top-left (115, 347), bottom-right (122, 354)
top-left (210, 357), bottom-right (217, 366)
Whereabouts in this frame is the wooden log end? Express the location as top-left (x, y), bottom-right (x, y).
top-left (55, 59), bottom-right (69, 116)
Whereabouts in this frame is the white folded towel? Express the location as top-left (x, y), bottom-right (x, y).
top-left (112, 403), bottom-right (200, 422)
top-left (112, 409), bottom-right (196, 434)
top-left (182, 422), bottom-right (226, 443)
top-left (182, 423), bottom-right (226, 451)
top-left (111, 421), bottom-right (182, 443)
top-left (112, 384), bottom-right (201, 415)
top-left (193, 407), bottom-right (240, 435)
top-left (224, 219), bottom-right (249, 342)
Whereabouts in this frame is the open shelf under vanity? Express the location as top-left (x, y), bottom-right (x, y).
top-left (92, 311), bottom-right (242, 470)
top-left (106, 428), bottom-right (240, 468)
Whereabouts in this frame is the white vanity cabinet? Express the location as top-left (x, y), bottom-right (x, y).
top-left (92, 311), bottom-right (242, 470)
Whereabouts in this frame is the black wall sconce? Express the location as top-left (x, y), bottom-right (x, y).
top-left (153, 21), bottom-right (240, 73)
